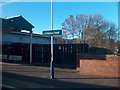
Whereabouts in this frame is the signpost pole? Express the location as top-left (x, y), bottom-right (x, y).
top-left (50, 0), bottom-right (54, 79)
top-left (30, 31), bottom-right (32, 64)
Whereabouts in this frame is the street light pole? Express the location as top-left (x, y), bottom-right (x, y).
top-left (50, 0), bottom-right (54, 79)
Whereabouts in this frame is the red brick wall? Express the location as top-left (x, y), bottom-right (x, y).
top-left (77, 54), bottom-right (120, 77)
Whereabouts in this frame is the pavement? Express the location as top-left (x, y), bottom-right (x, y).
top-left (1, 62), bottom-right (120, 89)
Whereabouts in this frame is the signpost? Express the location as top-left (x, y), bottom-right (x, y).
top-left (42, 29), bottom-right (62, 79)
top-left (45, 0), bottom-right (62, 79)
top-left (43, 30), bottom-right (62, 36)
top-left (50, 0), bottom-right (54, 79)
top-left (42, 30), bottom-right (62, 79)
top-left (43, 30), bottom-right (62, 79)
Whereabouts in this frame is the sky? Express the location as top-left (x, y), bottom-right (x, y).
top-left (1, 1), bottom-right (119, 34)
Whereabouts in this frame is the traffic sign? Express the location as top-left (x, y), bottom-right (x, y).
top-left (42, 30), bottom-right (62, 36)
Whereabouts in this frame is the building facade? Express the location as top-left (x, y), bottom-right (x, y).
top-left (1, 15), bottom-right (56, 45)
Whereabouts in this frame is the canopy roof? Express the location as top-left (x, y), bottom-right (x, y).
top-left (1, 15), bottom-right (34, 32)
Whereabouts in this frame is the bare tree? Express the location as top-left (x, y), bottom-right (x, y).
top-left (62, 15), bottom-right (77, 40)
top-left (81, 14), bottom-right (110, 48)
top-left (75, 14), bottom-right (88, 43)
top-left (62, 13), bottom-right (117, 52)
top-left (104, 23), bottom-right (117, 51)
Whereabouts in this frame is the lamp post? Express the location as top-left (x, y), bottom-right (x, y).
top-left (50, 0), bottom-right (54, 79)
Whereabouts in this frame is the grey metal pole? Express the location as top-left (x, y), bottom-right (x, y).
top-left (30, 31), bottom-right (32, 64)
top-left (50, 0), bottom-right (54, 79)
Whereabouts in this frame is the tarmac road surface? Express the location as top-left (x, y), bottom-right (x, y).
top-left (1, 62), bottom-right (119, 89)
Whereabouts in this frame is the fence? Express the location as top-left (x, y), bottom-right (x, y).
top-left (2, 43), bottom-right (89, 67)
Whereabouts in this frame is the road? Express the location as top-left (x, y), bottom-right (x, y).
top-left (1, 62), bottom-right (119, 89)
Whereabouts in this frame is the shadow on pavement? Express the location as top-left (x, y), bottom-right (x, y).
top-left (2, 71), bottom-right (118, 89)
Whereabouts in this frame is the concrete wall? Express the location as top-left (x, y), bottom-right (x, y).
top-left (77, 54), bottom-right (120, 77)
